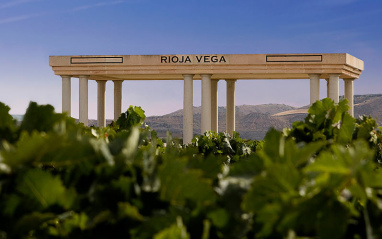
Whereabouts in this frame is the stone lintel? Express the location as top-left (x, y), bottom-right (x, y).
top-left (49, 53), bottom-right (364, 80)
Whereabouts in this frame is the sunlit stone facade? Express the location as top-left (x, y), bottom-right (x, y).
top-left (50, 53), bottom-right (364, 144)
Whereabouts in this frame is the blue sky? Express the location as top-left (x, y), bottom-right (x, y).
top-left (0, 0), bottom-right (381, 118)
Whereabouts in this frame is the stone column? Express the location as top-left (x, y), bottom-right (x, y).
top-left (325, 78), bottom-right (329, 98)
top-left (344, 79), bottom-right (355, 116)
top-left (226, 79), bottom-right (236, 135)
top-left (183, 74), bottom-right (194, 144)
top-left (61, 75), bottom-right (71, 116)
top-left (309, 74), bottom-right (320, 105)
top-left (113, 80), bottom-right (123, 121)
top-left (97, 80), bottom-right (106, 127)
top-left (328, 74), bottom-right (340, 103)
top-left (211, 79), bottom-right (219, 132)
top-left (201, 74), bottom-right (212, 133)
top-left (79, 75), bottom-right (89, 125)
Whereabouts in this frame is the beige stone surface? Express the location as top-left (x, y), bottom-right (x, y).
top-left (344, 79), bottom-right (354, 116)
top-left (79, 76), bottom-right (88, 125)
top-left (226, 80), bottom-right (236, 135)
top-left (211, 80), bottom-right (219, 132)
top-left (309, 74), bottom-right (320, 105)
top-left (51, 53), bottom-right (363, 129)
top-left (97, 80), bottom-right (106, 127)
top-left (328, 74), bottom-right (340, 103)
top-left (201, 74), bottom-right (212, 133)
top-left (113, 81), bottom-right (123, 121)
top-left (61, 76), bottom-right (71, 115)
top-left (50, 53), bottom-right (364, 81)
top-left (183, 75), bottom-right (194, 144)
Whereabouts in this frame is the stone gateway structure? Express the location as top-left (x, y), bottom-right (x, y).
top-left (49, 53), bottom-right (364, 144)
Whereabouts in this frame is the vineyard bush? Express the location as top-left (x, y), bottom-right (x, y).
top-left (1, 99), bottom-right (382, 239)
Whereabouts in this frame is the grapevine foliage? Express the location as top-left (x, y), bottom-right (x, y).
top-left (0, 99), bottom-right (382, 239)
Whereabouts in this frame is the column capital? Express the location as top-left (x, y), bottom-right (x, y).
top-left (96, 80), bottom-right (107, 83)
top-left (200, 74), bottom-right (212, 77)
top-left (328, 73), bottom-right (341, 77)
top-left (225, 79), bottom-right (237, 82)
top-left (61, 75), bottom-right (72, 78)
top-left (343, 78), bottom-right (356, 81)
top-left (308, 73), bottom-right (321, 78)
top-left (78, 75), bottom-right (90, 79)
top-left (182, 74), bottom-right (195, 77)
top-left (112, 80), bottom-right (124, 83)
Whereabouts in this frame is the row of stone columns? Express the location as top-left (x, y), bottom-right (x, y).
top-left (182, 74), bottom-right (236, 144)
top-left (61, 74), bottom-right (354, 145)
top-left (309, 74), bottom-right (354, 116)
top-left (61, 74), bottom-right (236, 145)
top-left (61, 75), bottom-right (123, 127)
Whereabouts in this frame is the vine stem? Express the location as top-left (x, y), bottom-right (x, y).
top-left (364, 208), bottom-right (374, 239)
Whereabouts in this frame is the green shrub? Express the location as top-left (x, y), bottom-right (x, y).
top-left (1, 99), bottom-right (382, 238)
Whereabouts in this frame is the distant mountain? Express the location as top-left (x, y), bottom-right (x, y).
top-left (145, 104), bottom-right (303, 140)
top-left (15, 94), bottom-right (380, 140)
top-left (353, 94), bottom-right (382, 123)
top-left (166, 104), bottom-right (296, 117)
top-left (144, 94), bottom-right (382, 140)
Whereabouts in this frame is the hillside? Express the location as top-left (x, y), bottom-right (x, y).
top-left (145, 104), bottom-right (303, 140)
top-left (144, 94), bottom-right (382, 140)
top-left (354, 94), bottom-right (382, 122)
top-left (167, 104), bottom-right (295, 116)
top-left (36, 94), bottom-right (381, 140)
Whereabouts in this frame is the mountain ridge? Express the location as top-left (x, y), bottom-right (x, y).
top-left (144, 94), bottom-right (382, 140)
top-left (13, 94), bottom-right (380, 140)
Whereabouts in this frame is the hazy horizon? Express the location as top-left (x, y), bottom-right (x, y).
top-left (10, 93), bottom-right (382, 118)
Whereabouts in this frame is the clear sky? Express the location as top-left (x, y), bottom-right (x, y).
top-left (0, 0), bottom-right (381, 118)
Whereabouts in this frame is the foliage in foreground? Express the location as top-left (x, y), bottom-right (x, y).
top-left (0, 99), bottom-right (382, 238)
